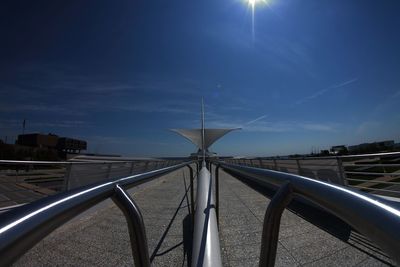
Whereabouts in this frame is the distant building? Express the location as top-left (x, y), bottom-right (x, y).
top-left (17, 133), bottom-right (59, 148)
top-left (320, 150), bottom-right (330, 156)
top-left (330, 145), bottom-right (347, 155)
top-left (57, 137), bottom-right (87, 153)
top-left (377, 140), bottom-right (395, 147)
top-left (348, 140), bottom-right (395, 154)
top-left (348, 143), bottom-right (369, 153)
top-left (17, 133), bottom-right (87, 153)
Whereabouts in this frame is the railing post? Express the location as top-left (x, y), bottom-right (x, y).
top-left (187, 165), bottom-right (195, 225)
top-left (130, 161), bottom-right (135, 174)
top-left (215, 164), bottom-right (220, 227)
top-left (259, 159), bottom-right (263, 169)
top-left (336, 157), bottom-right (348, 186)
top-left (260, 182), bottom-right (293, 267)
top-left (15, 165), bottom-right (19, 183)
top-left (296, 159), bottom-right (301, 175)
top-left (63, 164), bottom-right (72, 191)
top-left (379, 156), bottom-right (387, 174)
top-left (112, 184), bottom-right (151, 267)
top-left (273, 159), bottom-right (278, 171)
top-left (106, 163), bottom-right (112, 179)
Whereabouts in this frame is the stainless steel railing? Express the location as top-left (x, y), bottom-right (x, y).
top-left (2, 156), bottom-right (400, 266)
top-left (0, 159), bottom-right (184, 210)
top-left (0, 161), bottom-right (196, 266)
top-left (212, 161), bottom-right (400, 266)
top-left (224, 152), bottom-right (400, 199)
top-left (192, 164), bottom-right (222, 267)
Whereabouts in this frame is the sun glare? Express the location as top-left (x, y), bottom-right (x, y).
top-left (247, 0), bottom-right (268, 8)
top-left (245, 0), bottom-right (270, 42)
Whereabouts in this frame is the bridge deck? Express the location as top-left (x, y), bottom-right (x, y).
top-left (13, 169), bottom-right (390, 266)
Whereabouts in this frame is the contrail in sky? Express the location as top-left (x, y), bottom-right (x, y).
top-left (296, 77), bottom-right (358, 105)
top-left (331, 78), bottom-right (359, 88)
top-left (244, 114), bottom-right (268, 125)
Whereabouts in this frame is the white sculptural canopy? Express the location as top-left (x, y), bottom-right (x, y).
top-left (170, 128), bottom-right (239, 150)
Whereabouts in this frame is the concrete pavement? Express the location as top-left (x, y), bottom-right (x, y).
top-left (13, 168), bottom-right (393, 266)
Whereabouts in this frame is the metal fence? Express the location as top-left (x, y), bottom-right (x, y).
top-left (224, 152), bottom-right (400, 199)
top-left (1, 157), bottom-right (400, 266)
top-left (0, 159), bottom-right (184, 210)
top-left (212, 160), bottom-right (400, 266)
top-left (0, 161), bottom-right (196, 266)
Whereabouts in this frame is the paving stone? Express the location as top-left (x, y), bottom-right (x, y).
top-left (13, 169), bottom-right (192, 267)
top-left (12, 168), bottom-right (395, 266)
top-left (217, 170), bottom-right (393, 266)
top-left (303, 246), bottom-right (370, 267)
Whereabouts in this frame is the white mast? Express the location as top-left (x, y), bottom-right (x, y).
top-left (170, 99), bottom-right (240, 161)
top-left (201, 98), bottom-right (206, 165)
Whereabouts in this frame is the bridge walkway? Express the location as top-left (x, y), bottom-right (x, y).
top-left (13, 169), bottom-right (389, 266)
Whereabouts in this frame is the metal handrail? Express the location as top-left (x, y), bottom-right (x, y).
top-left (343, 164), bottom-right (400, 167)
top-left (347, 178), bottom-right (400, 185)
top-left (0, 159), bottom-right (180, 165)
top-left (227, 152), bottom-right (400, 198)
top-left (191, 165), bottom-right (222, 267)
top-left (345, 171), bottom-right (400, 176)
top-left (229, 151), bottom-right (400, 160)
top-left (0, 160), bottom-right (196, 266)
top-left (213, 161), bottom-right (400, 266)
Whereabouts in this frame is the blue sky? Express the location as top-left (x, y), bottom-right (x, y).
top-left (0, 0), bottom-right (399, 157)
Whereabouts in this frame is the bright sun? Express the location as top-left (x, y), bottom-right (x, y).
top-left (245, 0), bottom-right (270, 41)
top-left (247, 0), bottom-right (265, 8)
top-left (248, 0), bottom-right (256, 7)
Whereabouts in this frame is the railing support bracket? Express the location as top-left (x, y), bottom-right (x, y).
top-left (215, 164), bottom-right (220, 227)
top-left (112, 184), bottom-right (151, 267)
top-left (187, 165), bottom-right (196, 225)
top-left (259, 182), bottom-right (293, 267)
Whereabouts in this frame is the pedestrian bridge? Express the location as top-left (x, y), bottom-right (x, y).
top-left (0, 153), bottom-right (400, 266)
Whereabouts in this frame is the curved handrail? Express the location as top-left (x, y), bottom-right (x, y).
top-left (226, 151), bottom-right (400, 160)
top-left (0, 159), bottom-right (180, 165)
top-left (192, 166), bottom-right (222, 267)
top-left (215, 161), bottom-right (400, 265)
top-left (0, 161), bottom-right (195, 266)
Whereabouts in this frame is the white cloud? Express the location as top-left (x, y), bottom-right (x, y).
top-left (115, 100), bottom-right (201, 115)
top-left (356, 121), bottom-right (381, 135)
top-left (85, 135), bottom-right (171, 147)
top-left (207, 117), bottom-right (338, 133)
top-left (0, 119), bottom-right (89, 131)
top-left (0, 104), bottom-right (86, 116)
